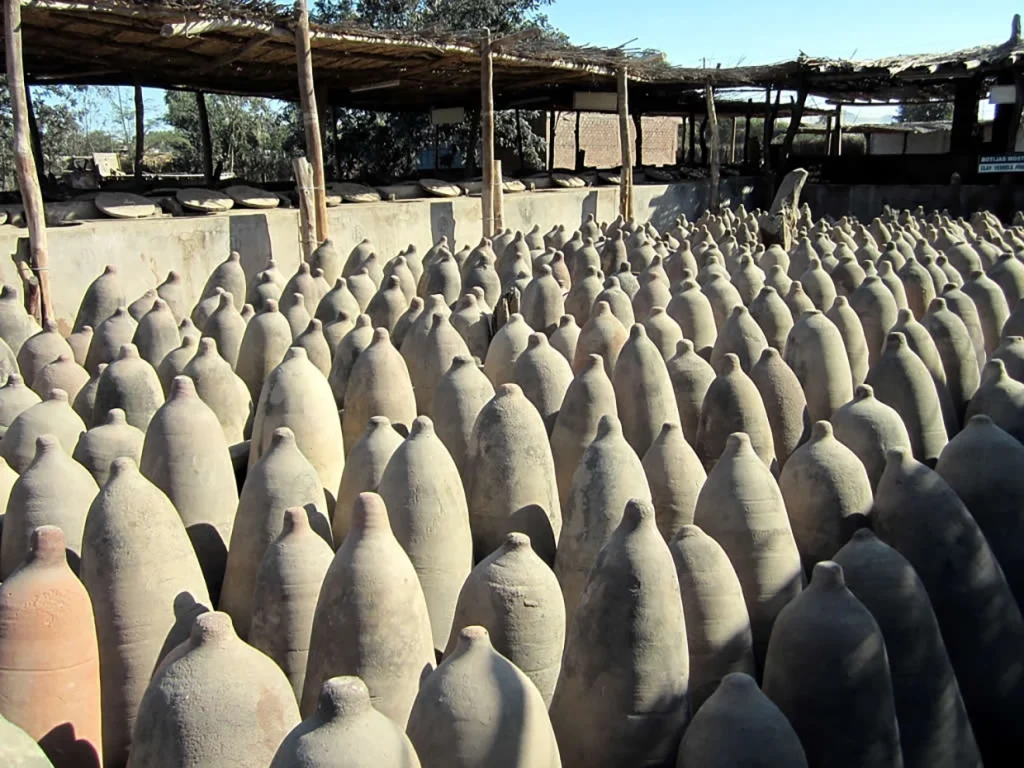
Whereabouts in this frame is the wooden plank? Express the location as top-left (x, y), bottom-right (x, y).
top-left (5, 0), bottom-right (52, 324)
top-left (743, 99), bottom-right (752, 163)
top-left (134, 82), bottom-right (144, 187)
top-left (729, 115), bottom-right (738, 163)
top-left (830, 105), bottom-right (843, 156)
top-left (195, 91), bottom-right (213, 184)
top-left (296, 0), bottom-right (329, 244)
top-left (779, 83), bottom-right (808, 166)
top-left (493, 159), bottom-right (505, 233)
top-left (293, 157), bottom-right (316, 262)
top-left (574, 110), bottom-right (582, 171)
top-left (706, 82), bottom-right (720, 214)
top-left (24, 84), bottom-right (44, 180)
top-left (196, 34), bottom-right (271, 76)
top-left (548, 109), bottom-right (555, 170)
top-left (617, 65), bottom-right (633, 221)
top-left (481, 30), bottom-right (495, 237)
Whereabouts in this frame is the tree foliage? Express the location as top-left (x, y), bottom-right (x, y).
top-left (895, 102), bottom-right (954, 123)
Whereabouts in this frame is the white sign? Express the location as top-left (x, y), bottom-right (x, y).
top-left (979, 154), bottom-right (1024, 173)
top-left (431, 107), bottom-right (466, 125)
top-left (572, 91), bottom-right (618, 112)
top-left (989, 85), bottom-right (1018, 105)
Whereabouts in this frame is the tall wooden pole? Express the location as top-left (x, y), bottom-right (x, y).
top-left (5, 0), bottom-right (52, 325)
top-left (617, 65), bottom-right (634, 221)
top-left (687, 112), bottom-right (696, 164)
top-left (743, 99), bottom-right (752, 163)
top-left (515, 107), bottom-right (525, 171)
top-left (24, 85), bottom-right (43, 181)
top-left (830, 105), bottom-right (843, 156)
top-left (195, 91), bottom-right (213, 184)
top-left (295, 0), bottom-right (328, 245)
top-left (134, 84), bottom-right (145, 187)
top-left (729, 116), bottom-right (738, 163)
top-left (493, 159), bottom-right (505, 233)
top-left (547, 109), bottom-right (556, 170)
top-left (574, 110), bottom-right (582, 171)
top-left (480, 29), bottom-right (495, 238)
top-left (780, 84), bottom-right (808, 168)
top-left (293, 157), bottom-right (316, 262)
top-left (706, 82), bottom-right (720, 214)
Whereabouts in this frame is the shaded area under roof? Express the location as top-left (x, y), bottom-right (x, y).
top-left (5, 1), bottom-right (1023, 111)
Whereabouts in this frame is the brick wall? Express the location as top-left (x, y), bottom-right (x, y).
top-left (551, 112), bottom-right (682, 169)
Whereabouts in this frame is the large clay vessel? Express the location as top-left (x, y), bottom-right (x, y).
top-left (236, 300), bottom-right (293, 408)
top-left (199, 291), bottom-right (246, 369)
top-left (829, 384), bottom-right (911, 491)
top-left (877, 260), bottom-right (910, 309)
top-left (762, 562), bottom-right (902, 768)
top-left (779, 421), bottom-right (872, 572)
top-left (825, 296), bottom-right (869, 386)
top-left (0, 526), bottom-right (102, 768)
top-left (409, 626), bottom-right (560, 768)
top-left (0, 712), bottom-right (56, 766)
top-left (31, 353), bottom-right (88, 403)
top-left (80, 458), bottom-right (210, 768)
top-left (126, 611), bottom-right (299, 768)
top-left (484, 313), bottom-right (532, 387)
top-left (247, 270), bottom-right (284, 314)
top-left (555, 415), bottom-right (652, 619)
top-left (221, 426), bottom-right (331, 636)
top-left (749, 347), bottom-right (809, 470)
top-left (333, 416), bottom-right (403, 542)
top-left (343, 328), bottom-right (416, 452)
top-left (675, 672), bottom-right (807, 768)
top-left (613, 324), bottom-right (681, 457)
top-left (696, 353), bottom-right (775, 470)
top-left (785, 282), bottom-right (816, 321)
top-left (710, 305), bottom-right (768, 374)
top-left (328, 313), bottom-right (373, 406)
top-left (75, 264), bottom-right (124, 333)
top-left (182, 338), bottom-right (250, 445)
top-left (572, 301), bottom-right (627, 379)
top-left (595, 277), bottom-right (636, 329)
top-left (85, 306), bottom-right (137, 375)
top-left (432, 355), bottom-right (494, 478)
top-left (17, 321), bottom-right (74, 387)
top-left (693, 433), bottom-right (802, 670)
top-left (873, 448), bottom-right (1024, 766)
top-left (155, 335), bottom-right (196, 396)
top-left (963, 269), bottom-right (1010, 354)
top-left (668, 527), bottom-right (755, 711)
top-left (565, 266), bottom-right (603, 327)
top-left (1, 389), bottom-right (85, 473)
top-left (922, 297), bottom-right (980, 423)
top-left (130, 299), bottom-right (179, 370)
top-left (550, 314), bottom-right (581, 363)
top-left (316, 278), bottom-right (361, 324)
top-left (72, 408), bottom-right (143, 487)
top-left (899, 257), bottom-right (936, 320)
top-left (155, 270), bottom-right (188, 323)
top-left (965, 359), bottom-right (1024, 441)
top-left (198, 251), bottom-right (246, 311)
top-left (891, 308), bottom-right (959, 435)
top-left (993, 334), bottom-right (1024, 381)
top-left (784, 310), bottom-right (854, 422)
top-left (402, 313), bottom-right (470, 417)
top-left (302, 493), bottom-right (436, 725)
top-left (521, 265), bottom-right (565, 336)
top-left (250, 348), bottom-right (345, 503)
top-left (450, 293), bottom-right (492, 361)
top-left (849, 275), bottom-right (898, 366)
top-left (140, 377), bottom-right (238, 603)
top-left (749, 286), bottom-right (793, 355)
top-left (0, 435), bottom-right (98, 578)
top-left (941, 283), bottom-right (987, 371)
top-left (936, 414), bottom-right (1024, 607)
top-left (550, 499), bottom-right (689, 768)
top-left (92, 344), bottom-right (164, 432)
top-left (642, 422), bottom-right (706, 540)
top-left (666, 339), bottom-right (715, 445)
top-left (444, 532), bottom-right (565, 705)
top-left (799, 258), bottom-right (837, 311)
top-left (418, 251), bottom-right (461, 305)
top-left (270, 676), bottom-right (422, 768)
top-left (834, 529), bottom-right (982, 768)
top-left (667, 279), bottom-right (717, 359)
top-left (249, 507), bottom-right (335, 702)
top-left (865, 332), bottom-right (948, 464)
top-left (465, 384), bottom-right (562, 564)
top-left (378, 416), bottom-right (473, 651)
top-left (0, 285), bottom-right (40, 357)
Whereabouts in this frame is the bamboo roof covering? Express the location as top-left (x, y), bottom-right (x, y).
top-left (5, 1), bottom-right (1023, 110)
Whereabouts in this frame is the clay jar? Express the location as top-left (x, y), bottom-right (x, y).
top-left (270, 676), bottom-right (422, 768)
top-left (0, 435), bottom-right (98, 579)
top-left (873, 449), bottom-right (1024, 765)
top-left (221, 426), bottom-right (332, 637)
top-left (249, 508), bottom-right (335, 702)
top-left (642, 422), bottom-right (706, 540)
top-left (965, 359), bottom-right (1024, 441)
top-left (75, 264), bottom-right (124, 333)
top-left (92, 344), bottom-right (164, 432)
top-left (669, 526), bottom-right (755, 712)
top-left (132, 299), bottom-right (181, 369)
top-left (696, 353), bottom-right (775, 471)
top-left (236, 300), bottom-right (294, 408)
top-left (762, 562), bottom-right (902, 768)
top-left (343, 328), bottom-right (417, 452)
top-left (79, 458), bottom-right (210, 768)
top-left (302, 493), bottom-right (436, 726)
top-left (126, 612), bottom-right (300, 768)
top-left (31, 354), bottom-right (89, 403)
top-left (0, 374), bottom-right (40, 436)
top-left (834, 530), bottom-right (982, 768)
top-left (333, 417), bottom-right (403, 543)
top-left (85, 307), bottom-right (137, 375)
top-left (402, 313), bottom-right (470, 417)
top-left (464, 383), bottom-right (562, 564)
top-left (72, 408), bottom-right (144, 487)
top-left (140, 376), bottom-right (238, 604)
top-left (182, 338), bottom-right (251, 445)
top-left (550, 499), bottom-right (689, 768)
top-left (675, 672), bottom-right (807, 768)
top-left (0, 712), bottom-right (57, 766)
top-left (693, 433), bottom-right (802, 671)
top-left (513, 334), bottom-right (573, 433)
top-left (749, 347), bottom-right (810, 470)
top-left (749, 286), bottom-right (794, 356)
top-left (555, 415), bottom-right (652, 619)
top-left (848, 275), bottom-right (898, 367)
top-left (17, 320), bottom-right (74, 388)
top-left (667, 279), bottom-right (717, 359)
top-left (328, 314), bottom-right (373, 407)
top-left (784, 310), bottom-right (854, 423)
top-left (431, 355), bottom-right (494, 479)
top-left (922, 297), bottom-right (980, 424)
top-left (377, 416), bottom-right (473, 652)
top-left (484, 313), bottom-right (532, 387)
top-left (572, 301), bottom-right (628, 379)
top-left (0, 526), bottom-right (102, 768)
top-left (829, 384), bottom-right (911, 491)
top-left (0, 388), bottom-right (85, 474)
top-left (666, 339), bottom-right (715, 446)
top-left (409, 627), bottom-right (561, 768)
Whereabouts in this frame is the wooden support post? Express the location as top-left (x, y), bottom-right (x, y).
top-left (634, 112), bottom-right (643, 166)
top-left (779, 84), bottom-right (808, 167)
top-left (467, 109), bottom-right (480, 178)
top-left (699, 115), bottom-right (708, 164)
top-left (677, 116), bottom-right (686, 164)
top-left (743, 99), bottom-right (752, 163)
top-left (5, 0), bottom-right (52, 324)
top-left (824, 113), bottom-right (833, 156)
top-left (493, 159), bottom-right (505, 233)
top-left (688, 112), bottom-right (696, 164)
top-left (763, 87), bottom-right (773, 166)
top-left (574, 110), bottom-right (582, 171)
top-left (134, 83), bottom-right (145, 187)
top-left (24, 85), bottom-right (43, 182)
top-left (295, 0), bottom-right (328, 244)
top-left (548, 109), bottom-right (556, 170)
top-left (706, 83), bottom-right (720, 214)
top-left (729, 116), bottom-right (738, 163)
top-left (616, 65), bottom-right (634, 221)
top-left (331, 104), bottom-right (342, 178)
top-left (480, 29), bottom-right (495, 238)
top-left (293, 157), bottom-right (316, 262)
top-left (515, 108), bottom-right (525, 171)
top-left (195, 91), bottom-right (213, 184)
top-left (830, 105), bottom-right (843, 156)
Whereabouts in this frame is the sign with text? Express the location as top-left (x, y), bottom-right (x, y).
top-left (979, 154), bottom-right (1024, 173)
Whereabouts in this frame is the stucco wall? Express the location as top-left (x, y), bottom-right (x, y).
top-left (0, 177), bottom-right (768, 329)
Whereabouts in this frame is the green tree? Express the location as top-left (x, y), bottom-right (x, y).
top-left (895, 102), bottom-right (954, 123)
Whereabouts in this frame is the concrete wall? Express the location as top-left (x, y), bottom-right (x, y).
top-left (0, 177), bottom-right (766, 330)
